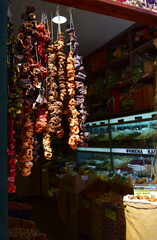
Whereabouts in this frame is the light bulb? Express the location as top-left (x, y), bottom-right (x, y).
top-left (52, 16), bottom-right (67, 24)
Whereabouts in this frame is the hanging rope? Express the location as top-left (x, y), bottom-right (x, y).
top-left (56, 5), bottom-right (61, 37)
top-left (69, 7), bottom-right (75, 32)
top-left (67, 7), bottom-right (75, 52)
top-left (50, 9), bottom-right (54, 40)
top-left (7, 2), bottom-right (12, 22)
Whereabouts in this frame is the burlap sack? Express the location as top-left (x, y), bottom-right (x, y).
top-left (124, 202), bottom-right (157, 240)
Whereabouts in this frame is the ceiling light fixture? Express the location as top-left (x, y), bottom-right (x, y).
top-left (52, 15), bottom-right (67, 24)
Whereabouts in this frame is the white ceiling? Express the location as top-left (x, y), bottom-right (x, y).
top-left (10, 0), bottom-right (134, 57)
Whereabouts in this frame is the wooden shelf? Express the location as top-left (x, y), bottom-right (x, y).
top-left (108, 53), bottom-right (130, 69)
top-left (110, 107), bottom-right (155, 120)
top-left (130, 39), bottom-right (156, 56)
top-left (43, 0), bottom-right (157, 26)
top-left (135, 71), bottom-right (155, 86)
top-left (87, 65), bottom-right (106, 78)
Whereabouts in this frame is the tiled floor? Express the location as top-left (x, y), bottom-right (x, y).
top-left (25, 197), bottom-right (89, 240)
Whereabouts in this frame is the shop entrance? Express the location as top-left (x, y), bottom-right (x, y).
top-left (1, 1), bottom-right (157, 240)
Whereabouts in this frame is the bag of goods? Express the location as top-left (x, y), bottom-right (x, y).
top-left (124, 202), bottom-right (157, 240)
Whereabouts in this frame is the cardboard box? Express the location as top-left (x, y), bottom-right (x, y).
top-left (69, 194), bottom-right (79, 210)
top-left (141, 84), bottom-right (154, 109)
top-left (57, 191), bottom-right (70, 227)
top-left (41, 162), bottom-right (52, 199)
top-left (70, 208), bottom-right (78, 234)
top-left (64, 173), bottom-right (97, 195)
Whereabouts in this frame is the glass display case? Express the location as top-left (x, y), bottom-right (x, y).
top-left (77, 111), bottom-right (157, 175)
top-left (110, 116), bottom-right (157, 148)
top-left (112, 154), bottom-right (155, 178)
top-left (86, 119), bottom-right (109, 148)
top-left (77, 149), bottom-right (112, 171)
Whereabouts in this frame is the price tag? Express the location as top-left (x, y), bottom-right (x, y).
top-left (81, 175), bottom-right (88, 181)
top-left (105, 204), bottom-right (116, 221)
top-left (134, 184), bottom-right (157, 198)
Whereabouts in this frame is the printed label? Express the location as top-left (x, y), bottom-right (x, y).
top-left (134, 184), bottom-right (157, 198)
top-left (105, 205), bottom-right (116, 221)
top-left (81, 175), bottom-right (88, 181)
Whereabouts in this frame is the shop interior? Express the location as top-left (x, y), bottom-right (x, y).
top-left (7, 0), bottom-right (157, 240)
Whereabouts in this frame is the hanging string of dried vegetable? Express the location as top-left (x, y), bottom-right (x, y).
top-left (66, 49), bottom-right (80, 150)
top-left (8, 114), bottom-right (17, 193)
top-left (18, 106), bottom-right (34, 176)
top-left (17, 6), bottom-right (37, 176)
top-left (13, 5), bottom-right (89, 179)
top-left (52, 33), bottom-right (67, 139)
top-left (7, 14), bottom-right (22, 192)
top-left (66, 15), bottom-right (89, 148)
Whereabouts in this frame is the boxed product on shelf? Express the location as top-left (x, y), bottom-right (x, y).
top-left (90, 50), bottom-right (105, 72)
top-left (64, 172), bottom-right (97, 195)
top-left (108, 37), bottom-right (129, 63)
top-left (133, 87), bottom-right (143, 110)
top-left (132, 26), bottom-right (151, 48)
top-left (120, 90), bottom-right (134, 113)
top-left (141, 84), bottom-right (154, 108)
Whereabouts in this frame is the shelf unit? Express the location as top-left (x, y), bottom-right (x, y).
top-left (78, 23), bottom-right (157, 177)
top-left (85, 23), bottom-right (157, 121)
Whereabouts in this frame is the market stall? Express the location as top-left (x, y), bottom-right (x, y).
top-left (1, 0), bottom-right (157, 239)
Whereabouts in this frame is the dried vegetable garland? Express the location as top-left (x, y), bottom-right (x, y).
top-left (8, 114), bottom-right (17, 193)
top-left (66, 24), bottom-right (89, 148)
top-left (8, 6), bottom-right (89, 183)
top-left (7, 17), bottom-right (22, 193)
top-left (18, 107), bottom-right (34, 176)
top-left (17, 6), bottom-right (36, 176)
top-left (66, 50), bottom-right (80, 150)
top-left (17, 6), bottom-right (50, 174)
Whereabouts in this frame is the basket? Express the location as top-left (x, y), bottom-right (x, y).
top-left (8, 201), bottom-right (32, 219)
